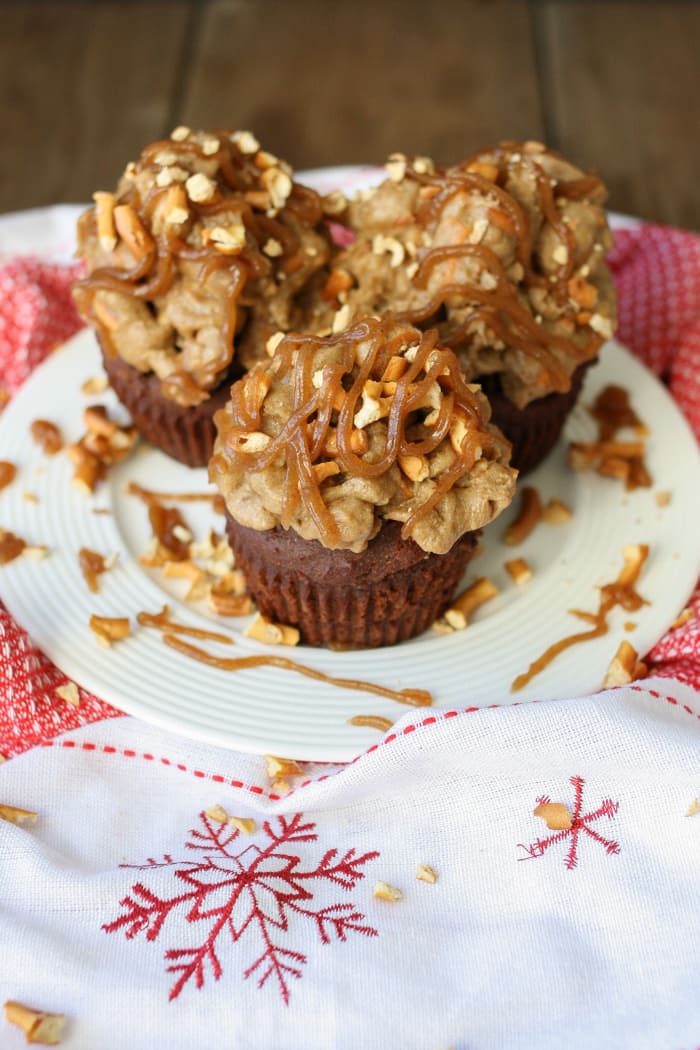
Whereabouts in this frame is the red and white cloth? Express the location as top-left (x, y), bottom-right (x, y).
top-left (0, 207), bottom-right (699, 1049)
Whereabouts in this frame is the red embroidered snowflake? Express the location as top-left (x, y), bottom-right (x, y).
top-left (517, 775), bottom-right (620, 869)
top-left (103, 811), bottom-right (379, 1004)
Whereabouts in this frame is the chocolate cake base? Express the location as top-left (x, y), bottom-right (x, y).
top-left (101, 347), bottom-right (240, 468)
top-left (226, 516), bottom-right (480, 649)
top-left (478, 361), bottom-right (592, 475)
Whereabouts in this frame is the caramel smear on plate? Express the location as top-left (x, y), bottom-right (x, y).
top-left (137, 605), bottom-right (233, 645)
top-left (512, 543), bottom-right (649, 692)
top-left (127, 481), bottom-right (225, 513)
top-left (161, 633), bottom-right (433, 708)
top-left (0, 461), bottom-right (17, 492)
top-left (78, 547), bottom-right (117, 593)
top-left (30, 419), bottom-right (63, 456)
top-left (0, 529), bottom-right (26, 565)
top-left (347, 715), bottom-right (395, 733)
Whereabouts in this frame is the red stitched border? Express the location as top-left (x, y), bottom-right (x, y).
top-left (39, 683), bottom-right (699, 800)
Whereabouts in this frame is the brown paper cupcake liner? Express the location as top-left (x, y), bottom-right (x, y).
top-left (226, 516), bottom-right (480, 649)
top-left (477, 361), bottom-right (592, 475)
top-left (101, 345), bottom-right (240, 468)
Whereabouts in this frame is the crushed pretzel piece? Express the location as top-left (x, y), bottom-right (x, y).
top-left (416, 864), bottom-right (438, 884)
top-left (603, 639), bottom-right (647, 687)
top-left (231, 129), bottom-right (260, 154)
top-left (444, 577), bottom-right (498, 630)
top-left (244, 612), bottom-right (299, 647)
top-left (89, 614), bottom-right (130, 647)
top-left (671, 607), bottom-right (695, 630)
top-left (541, 498), bottom-right (572, 525)
top-left (505, 558), bottom-right (532, 586)
top-left (22, 492), bottom-right (39, 504)
top-left (654, 490), bottom-right (672, 508)
top-left (0, 804), bottom-right (38, 827)
top-left (270, 779), bottom-right (291, 795)
top-left (686, 798), bottom-right (700, 817)
top-left (264, 755), bottom-right (303, 780)
top-left (4, 1001), bottom-right (65, 1045)
top-left (373, 880), bottom-right (403, 902)
top-left (533, 802), bottom-right (572, 831)
top-left (55, 682), bottom-right (80, 708)
top-left (228, 816), bottom-right (256, 835)
top-left (504, 486), bottom-right (542, 546)
top-left (205, 804), bottom-right (229, 824)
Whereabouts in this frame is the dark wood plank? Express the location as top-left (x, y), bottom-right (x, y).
top-left (0, 2), bottom-right (195, 212)
top-left (182, 0), bottom-right (544, 170)
top-left (537, 1), bottom-right (700, 228)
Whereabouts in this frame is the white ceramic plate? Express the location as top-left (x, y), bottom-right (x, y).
top-left (0, 330), bottom-right (698, 761)
top-left (1, 165), bottom-right (698, 761)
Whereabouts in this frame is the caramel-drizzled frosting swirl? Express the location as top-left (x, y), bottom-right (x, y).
top-left (210, 318), bottom-right (516, 554)
top-left (338, 141), bottom-right (616, 408)
top-left (73, 129), bottom-right (331, 406)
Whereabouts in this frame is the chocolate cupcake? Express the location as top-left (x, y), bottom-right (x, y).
top-left (210, 317), bottom-right (516, 648)
top-left (73, 128), bottom-right (332, 467)
top-left (325, 142), bottom-right (616, 472)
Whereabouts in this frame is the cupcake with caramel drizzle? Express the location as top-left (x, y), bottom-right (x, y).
top-left (210, 316), bottom-right (516, 648)
top-left (73, 128), bottom-right (332, 467)
top-left (326, 141), bottom-right (616, 472)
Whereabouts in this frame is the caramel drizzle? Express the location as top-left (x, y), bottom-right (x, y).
top-left (74, 132), bottom-right (323, 398)
top-left (347, 715), bottom-right (395, 732)
top-left (127, 480), bottom-right (224, 508)
top-left (137, 605), bottom-right (233, 645)
top-left (213, 317), bottom-right (500, 547)
top-left (398, 145), bottom-right (606, 389)
top-left (161, 633), bottom-right (433, 708)
top-left (511, 545), bottom-right (649, 692)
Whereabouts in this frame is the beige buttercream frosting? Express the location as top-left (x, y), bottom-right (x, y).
top-left (73, 129), bottom-right (331, 406)
top-left (322, 142), bottom-right (616, 408)
top-left (210, 318), bottom-right (516, 554)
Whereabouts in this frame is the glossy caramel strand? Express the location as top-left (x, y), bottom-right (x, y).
top-left (511, 545), bottom-right (649, 692)
top-left (163, 633), bottom-right (433, 707)
top-left (137, 605), bottom-right (233, 645)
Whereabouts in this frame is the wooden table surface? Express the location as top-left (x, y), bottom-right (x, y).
top-left (0, 0), bottom-right (698, 229)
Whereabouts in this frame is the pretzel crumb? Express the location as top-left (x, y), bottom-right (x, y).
top-left (80, 375), bottom-right (109, 397)
top-left (4, 1001), bottom-right (65, 1045)
top-left (205, 804), bottom-right (229, 824)
top-left (244, 612), bottom-right (299, 647)
top-left (22, 492), bottom-right (39, 504)
top-left (416, 864), bottom-right (438, 884)
top-left (603, 640), bottom-right (647, 687)
top-left (89, 614), bottom-right (130, 647)
top-left (505, 558), bottom-right (532, 586)
top-left (55, 682), bottom-right (80, 708)
top-left (0, 804), bottom-right (38, 827)
top-left (686, 798), bottom-right (700, 817)
top-left (541, 498), bottom-right (572, 525)
top-left (533, 802), bottom-right (572, 831)
top-left (504, 486), bottom-right (542, 545)
top-left (654, 490), bottom-right (672, 508)
top-left (264, 755), bottom-right (303, 780)
top-left (671, 607), bottom-right (695, 630)
top-left (373, 880), bottom-right (403, 902)
top-left (228, 816), bottom-right (256, 835)
top-left (443, 577), bottom-right (498, 630)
